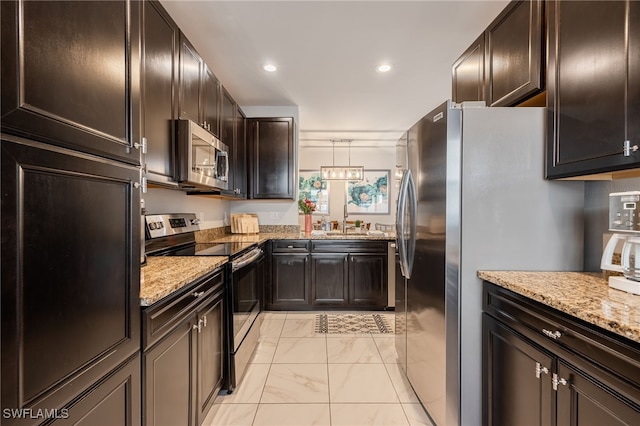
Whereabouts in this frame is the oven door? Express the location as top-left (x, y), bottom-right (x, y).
top-left (231, 248), bottom-right (263, 351)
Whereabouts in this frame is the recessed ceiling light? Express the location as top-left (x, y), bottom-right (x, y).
top-left (263, 64), bottom-right (277, 72)
top-left (377, 64), bottom-right (392, 73)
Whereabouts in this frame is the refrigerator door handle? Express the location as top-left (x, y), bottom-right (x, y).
top-left (396, 169), bottom-right (416, 279)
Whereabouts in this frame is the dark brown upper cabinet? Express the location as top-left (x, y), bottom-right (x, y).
top-left (0, 0), bottom-right (141, 166)
top-left (202, 65), bottom-right (221, 137)
top-left (484, 0), bottom-right (544, 106)
top-left (546, 0), bottom-right (639, 179)
top-left (452, 33), bottom-right (486, 103)
top-left (178, 35), bottom-right (203, 125)
top-left (142, 0), bottom-right (179, 185)
top-left (247, 117), bottom-right (296, 199)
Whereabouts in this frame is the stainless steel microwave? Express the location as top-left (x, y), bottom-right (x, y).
top-left (176, 119), bottom-right (229, 191)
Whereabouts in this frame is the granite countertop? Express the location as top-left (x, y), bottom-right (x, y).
top-left (478, 271), bottom-right (640, 344)
top-left (140, 256), bottom-right (227, 306)
top-left (200, 231), bottom-right (395, 243)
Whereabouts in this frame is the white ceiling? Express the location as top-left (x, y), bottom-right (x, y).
top-left (160, 0), bottom-right (510, 146)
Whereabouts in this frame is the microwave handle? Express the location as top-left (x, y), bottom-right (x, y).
top-left (217, 151), bottom-right (229, 182)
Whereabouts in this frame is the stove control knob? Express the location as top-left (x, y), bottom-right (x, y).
top-left (191, 218), bottom-right (200, 225)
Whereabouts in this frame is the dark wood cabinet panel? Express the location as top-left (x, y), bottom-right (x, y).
top-left (556, 360), bottom-right (640, 426)
top-left (629, 1), bottom-right (640, 159)
top-left (349, 254), bottom-right (387, 307)
top-left (142, 270), bottom-right (224, 426)
top-left (202, 66), bottom-right (220, 137)
top-left (269, 254), bottom-right (311, 308)
top-left (483, 282), bottom-right (640, 426)
top-left (1, 137), bottom-right (141, 425)
top-left (0, 0), bottom-right (141, 165)
top-left (452, 33), bottom-right (485, 103)
top-left (234, 107), bottom-right (248, 198)
top-left (143, 319), bottom-right (196, 426)
top-left (178, 35), bottom-right (203, 124)
top-left (142, 0), bottom-right (179, 184)
top-left (55, 354), bottom-right (141, 426)
top-left (196, 293), bottom-right (225, 425)
top-left (311, 254), bottom-right (349, 306)
top-left (483, 315), bottom-right (554, 426)
top-left (248, 117), bottom-right (296, 199)
top-left (484, 0), bottom-right (544, 106)
top-left (546, 0), bottom-right (638, 178)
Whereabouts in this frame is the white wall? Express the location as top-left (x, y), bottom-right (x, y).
top-left (298, 145), bottom-right (397, 229)
top-left (143, 187), bottom-right (230, 230)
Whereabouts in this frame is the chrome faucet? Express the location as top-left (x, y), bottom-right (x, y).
top-left (343, 204), bottom-right (348, 233)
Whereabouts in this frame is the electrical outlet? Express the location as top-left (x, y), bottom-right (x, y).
top-left (269, 212), bottom-right (279, 220)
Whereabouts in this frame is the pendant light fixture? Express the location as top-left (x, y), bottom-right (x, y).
top-left (320, 139), bottom-right (364, 181)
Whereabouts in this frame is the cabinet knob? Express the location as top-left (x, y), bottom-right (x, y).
top-left (287, 245), bottom-right (294, 249)
top-left (193, 319), bottom-right (203, 333)
top-left (193, 291), bottom-right (205, 298)
top-left (535, 362), bottom-right (549, 379)
top-left (552, 373), bottom-right (568, 390)
top-left (542, 328), bottom-right (562, 340)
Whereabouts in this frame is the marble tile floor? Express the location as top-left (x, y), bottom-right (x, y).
top-left (203, 312), bottom-right (434, 426)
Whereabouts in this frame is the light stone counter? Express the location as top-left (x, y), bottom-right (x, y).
top-left (199, 231), bottom-right (395, 244)
top-left (141, 256), bottom-right (227, 306)
top-left (478, 271), bottom-right (640, 344)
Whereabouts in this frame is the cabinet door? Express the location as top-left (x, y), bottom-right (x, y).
top-left (202, 66), bottom-right (220, 137)
top-left (1, 138), bottom-right (141, 423)
top-left (349, 253), bottom-right (387, 308)
top-left (556, 360), bottom-right (640, 426)
top-left (178, 35), bottom-right (202, 124)
top-left (143, 319), bottom-right (196, 426)
top-left (234, 107), bottom-right (248, 198)
top-left (311, 254), bottom-right (349, 306)
top-left (142, 0), bottom-right (178, 184)
top-left (53, 354), bottom-right (141, 426)
top-left (220, 88), bottom-right (237, 196)
top-left (452, 33), bottom-right (485, 103)
top-left (484, 0), bottom-right (544, 106)
top-left (269, 254), bottom-right (310, 309)
top-left (196, 293), bottom-right (225, 425)
top-left (546, 0), bottom-right (635, 178)
top-left (248, 117), bottom-right (295, 199)
top-left (0, 0), bottom-right (140, 165)
top-left (483, 315), bottom-right (554, 426)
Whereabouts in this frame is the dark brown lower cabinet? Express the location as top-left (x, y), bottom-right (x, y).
top-left (268, 240), bottom-right (388, 310)
top-left (483, 282), bottom-right (640, 426)
top-left (484, 315), bottom-right (554, 426)
top-left (142, 270), bottom-right (225, 426)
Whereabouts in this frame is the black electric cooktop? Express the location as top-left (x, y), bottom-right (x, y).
top-left (194, 242), bottom-right (257, 257)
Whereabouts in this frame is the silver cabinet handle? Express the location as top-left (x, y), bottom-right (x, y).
top-left (535, 362), bottom-right (549, 379)
top-left (542, 329), bottom-right (562, 340)
top-left (552, 373), bottom-right (568, 390)
top-left (287, 245), bottom-right (294, 249)
top-left (193, 318), bottom-right (203, 333)
top-left (193, 291), bottom-right (205, 298)
top-left (203, 315), bottom-right (207, 328)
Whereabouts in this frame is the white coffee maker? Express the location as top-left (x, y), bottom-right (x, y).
top-left (601, 191), bottom-right (640, 295)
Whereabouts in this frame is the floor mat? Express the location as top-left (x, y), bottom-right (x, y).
top-left (314, 313), bottom-right (394, 334)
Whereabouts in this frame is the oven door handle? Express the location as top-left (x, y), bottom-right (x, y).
top-left (232, 248), bottom-right (264, 272)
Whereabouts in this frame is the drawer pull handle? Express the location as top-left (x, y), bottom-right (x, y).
top-left (287, 245), bottom-right (294, 249)
top-left (203, 315), bottom-right (207, 327)
top-left (193, 291), bottom-right (205, 298)
top-left (552, 373), bottom-right (568, 390)
top-left (535, 362), bottom-right (549, 379)
top-left (542, 329), bottom-right (562, 340)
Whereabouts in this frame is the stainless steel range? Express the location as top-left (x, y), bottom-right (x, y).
top-left (144, 213), bottom-right (264, 392)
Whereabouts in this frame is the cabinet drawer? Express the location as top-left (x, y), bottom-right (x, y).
top-left (272, 240), bottom-right (310, 253)
top-left (142, 269), bottom-right (224, 350)
top-left (311, 240), bottom-right (387, 253)
top-left (483, 282), bottom-right (640, 388)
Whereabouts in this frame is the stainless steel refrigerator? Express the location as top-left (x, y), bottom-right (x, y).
top-left (395, 101), bottom-right (585, 426)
